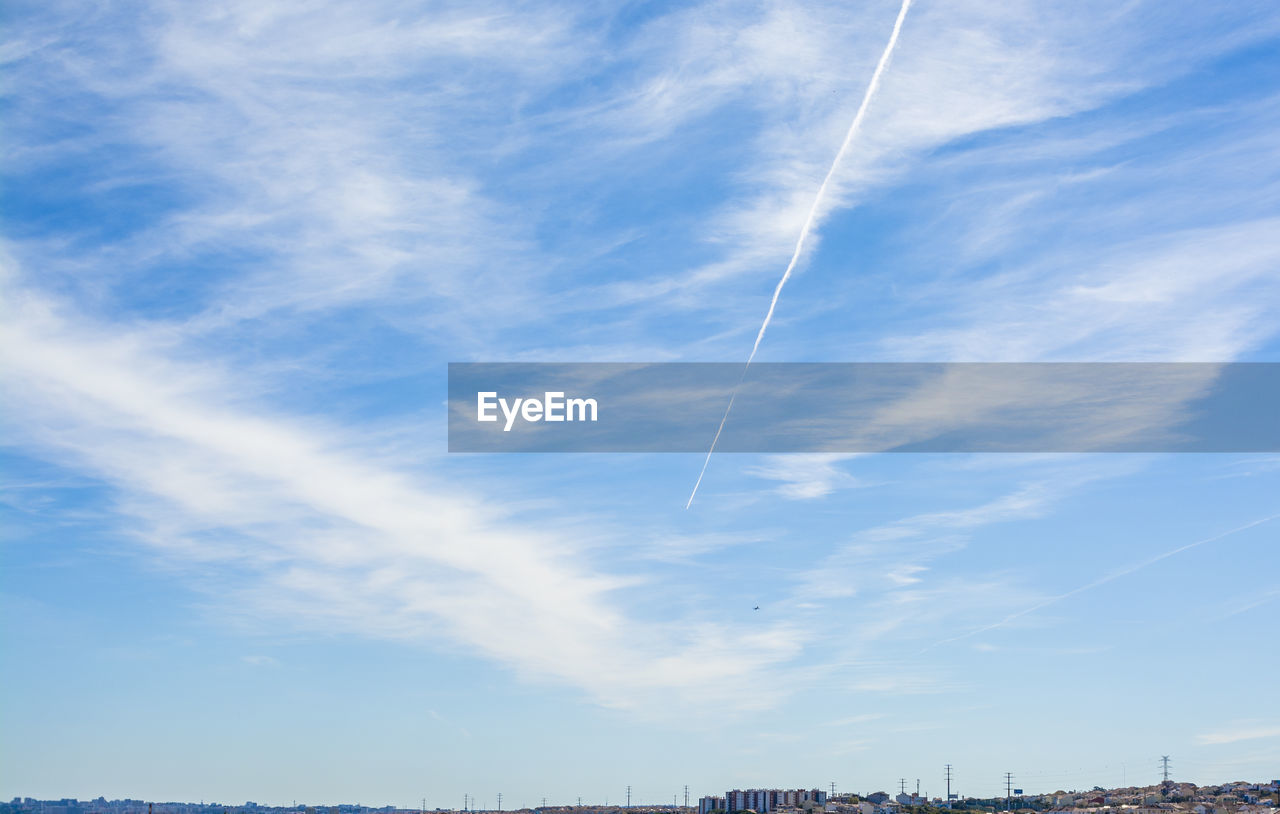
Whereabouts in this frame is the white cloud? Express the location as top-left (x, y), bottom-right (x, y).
top-left (744, 453), bottom-right (866, 499)
top-left (1196, 726), bottom-right (1280, 746)
top-left (885, 218), bottom-right (1280, 363)
top-left (586, 0), bottom-right (1280, 322)
top-left (0, 282), bottom-right (806, 715)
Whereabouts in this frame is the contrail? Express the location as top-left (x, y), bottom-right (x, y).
top-left (686, 0), bottom-right (913, 509)
top-left (923, 512), bottom-right (1280, 651)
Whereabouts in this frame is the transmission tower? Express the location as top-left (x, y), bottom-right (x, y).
top-left (685, 787), bottom-right (690, 809)
top-left (627, 787), bottom-right (632, 809)
top-left (1160, 756), bottom-right (1171, 784)
top-left (1005, 774), bottom-right (1014, 812)
top-left (945, 765), bottom-right (953, 809)
top-left (497, 794), bottom-right (502, 813)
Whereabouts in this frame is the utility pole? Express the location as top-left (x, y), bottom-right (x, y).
top-left (945, 765), bottom-right (953, 809)
top-left (899, 780), bottom-right (907, 797)
top-left (1005, 774), bottom-right (1014, 813)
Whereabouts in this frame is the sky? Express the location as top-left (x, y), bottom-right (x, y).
top-left (2, 0), bottom-right (1280, 808)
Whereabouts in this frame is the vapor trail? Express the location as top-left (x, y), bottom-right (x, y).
top-left (686, 0), bottom-right (913, 509)
top-left (924, 512), bottom-right (1280, 651)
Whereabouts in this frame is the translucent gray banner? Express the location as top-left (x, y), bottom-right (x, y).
top-left (447, 363), bottom-right (1280, 453)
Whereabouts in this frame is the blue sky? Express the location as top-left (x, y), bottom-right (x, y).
top-left (3, 0), bottom-right (1280, 807)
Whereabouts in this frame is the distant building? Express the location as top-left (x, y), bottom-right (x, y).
top-left (720, 791), bottom-right (827, 814)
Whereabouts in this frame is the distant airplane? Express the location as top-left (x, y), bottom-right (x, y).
top-left (753, 605), bottom-right (760, 610)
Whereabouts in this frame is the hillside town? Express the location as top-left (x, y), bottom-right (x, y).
top-left (821, 779), bottom-right (1280, 814)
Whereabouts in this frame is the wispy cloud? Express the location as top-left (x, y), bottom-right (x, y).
top-left (799, 469), bottom-right (1090, 601)
top-left (1196, 726), bottom-right (1280, 746)
top-left (0, 285), bottom-right (806, 715)
top-left (929, 513), bottom-right (1280, 650)
top-left (743, 453), bottom-right (867, 500)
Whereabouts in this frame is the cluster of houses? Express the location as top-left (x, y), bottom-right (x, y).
top-left (1024, 780), bottom-right (1279, 814)
top-left (816, 781), bottom-right (1280, 814)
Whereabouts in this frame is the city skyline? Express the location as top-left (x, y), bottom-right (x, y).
top-left (7, 777), bottom-right (1280, 812)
